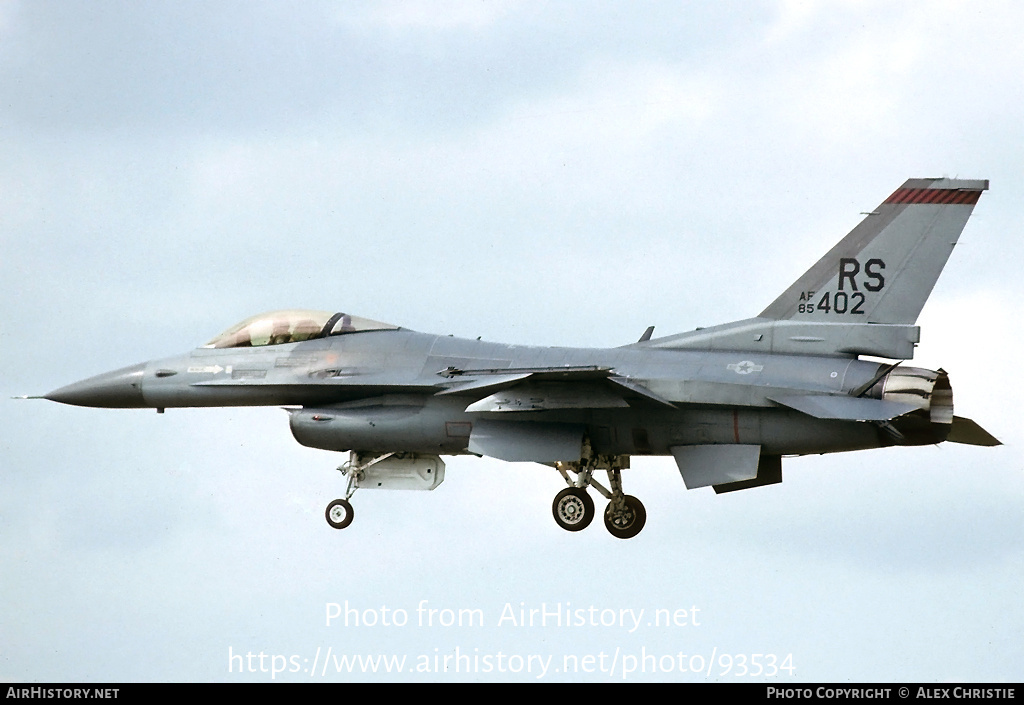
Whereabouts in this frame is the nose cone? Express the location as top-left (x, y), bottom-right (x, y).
top-left (45, 362), bottom-right (147, 408)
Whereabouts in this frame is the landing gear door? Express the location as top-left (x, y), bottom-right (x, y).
top-left (354, 453), bottom-right (445, 491)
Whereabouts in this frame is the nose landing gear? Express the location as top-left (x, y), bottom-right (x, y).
top-left (324, 452), bottom-right (446, 530)
top-left (325, 453), bottom-right (373, 530)
top-left (323, 451), bottom-right (397, 530)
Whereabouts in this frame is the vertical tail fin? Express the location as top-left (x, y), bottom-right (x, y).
top-left (759, 178), bottom-right (988, 324)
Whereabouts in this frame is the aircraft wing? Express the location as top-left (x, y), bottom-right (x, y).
top-left (436, 365), bottom-right (676, 462)
top-left (436, 365), bottom-right (677, 412)
top-left (464, 381), bottom-right (630, 413)
top-left (432, 372), bottom-right (535, 397)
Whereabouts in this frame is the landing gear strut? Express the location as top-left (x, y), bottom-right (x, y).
top-left (324, 451), bottom-right (397, 530)
top-left (552, 452), bottom-right (646, 539)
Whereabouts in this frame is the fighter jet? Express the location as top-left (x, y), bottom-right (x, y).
top-left (40, 178), bottom-right (1000, 539)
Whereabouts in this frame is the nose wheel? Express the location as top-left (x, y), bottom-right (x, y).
top-left (325, 498), bottom-right (354, 529)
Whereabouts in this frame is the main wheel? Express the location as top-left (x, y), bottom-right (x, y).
top-left (326, 498), bottom-right (354, 529)
top-left (604, 495), bottom-right (646, 539)
top-left (552, 487), bottom-right (595, 532)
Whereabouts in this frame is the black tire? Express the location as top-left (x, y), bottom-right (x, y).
top-left (604, 495), bottom-right (646, 539)
top-left (326, 498), bottom-right (354, 529)
top-left (552, 487), bottom-right (595, 532)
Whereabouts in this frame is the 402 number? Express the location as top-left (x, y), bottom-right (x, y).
top-left (798, 291), bottom-right (865, 315)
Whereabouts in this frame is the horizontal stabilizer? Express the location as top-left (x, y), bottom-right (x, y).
top-left (468, 419), bottom-right (584, 462)
top-left (947, 416), bottom-right (1002, 446)
top-left (769, 394), bottom-right (918, 421)
top-left (671, 444), bottom-right (761, 490)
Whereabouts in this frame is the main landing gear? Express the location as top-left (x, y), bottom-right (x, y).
top-left (552, 453), bottom-right (646, 539)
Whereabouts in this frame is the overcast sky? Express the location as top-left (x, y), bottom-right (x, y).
top-left (2, 0), bottom-right (1022, 683)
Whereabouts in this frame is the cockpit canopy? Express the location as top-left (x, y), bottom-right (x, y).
top-left (203, 309), bottom-right (399, 349)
